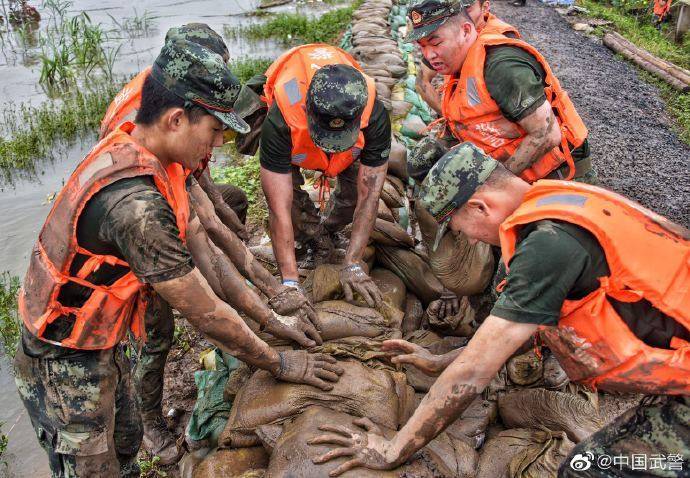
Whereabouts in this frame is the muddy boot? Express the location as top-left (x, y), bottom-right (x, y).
top-left (142, 412), bottom-right (183, 465)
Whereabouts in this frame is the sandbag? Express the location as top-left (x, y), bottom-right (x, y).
top-left (424, 431), bottom-right (479, 478)
top-left (266, 406), bottom-right (438, 478)
top-left (313, 300), bottom-right (392, 341)
top-left (400, 114), bottom-right (427, 140)
top-left (370, 268), bottom-right (406, 310)
top-left (506, 350), bottom-right (543, 386)
top-left (371, 218), bottom-right (414, 248)
top-left (477, 428), bottom-right (574, 478)
top-left (542, 353), bottom-right (569, 389)
top-left (309, 336), bottom-right (395, 369)
top-left (310, 264), bottom-right (341, 303)
top-left (416, 203), bottom-right (495, 297)
top-left (404, 331), bottom-right (467, 392)
top-left (402, 293), bottom-right (423, 334)
top-left (498, 388), bottom-right (604, 443)
top-left (375, 82), bottom-right (392, 101)
top-left (381, 178), bottom-right (405, 209)
top-left (425, 296), bottom-right (477, 337)
top-left (388, 138), bottom-right (408, 181)
top-left (221, 360), bottom-right (413, 447)
top-left (193, 447), bottom-right (269, 478)
top-left (247, 245), bottom-right (278, 274)
top-left (376, 246), bottom-right (444, 305)
top-left (377, 199), bottom-right (395, 222)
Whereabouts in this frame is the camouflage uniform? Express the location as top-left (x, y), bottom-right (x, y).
top-left (559, 397), bottom-right (690, 477)
top-left (14, 344), bottom-right (143, 477)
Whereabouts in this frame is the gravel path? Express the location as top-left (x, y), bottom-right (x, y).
top-left (492, 0), bottom-right (690, 226)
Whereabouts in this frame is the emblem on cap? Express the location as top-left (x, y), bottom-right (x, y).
top-left (411, 10), bottom-right (423, 24)
top-left (329, 118), bottom-right (345, 128)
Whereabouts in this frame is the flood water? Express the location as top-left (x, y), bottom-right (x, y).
top-left (0, 0), bottom-right (336, 474)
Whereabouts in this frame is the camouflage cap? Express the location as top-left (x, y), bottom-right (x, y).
top-left (419, 142), bottom-right (498, 250)
top-left (151, 38), bottom-right (250, 134)
top-left (408, 136), bottom-right (449, 184)
top-left (306, 64), bottom-right (368, 153)
top-left (404, 0), bottom-right (469, 43)
top-left (164, 23), bottom-right (229, 61)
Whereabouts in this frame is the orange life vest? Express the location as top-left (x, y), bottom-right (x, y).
top-left (654, 0), bottom-right (671, 17)
top-left (264, 43), bottom-right (376, 177)
top-left (499, 181), bottom-right (690, 395)
top-left (481, 13), bottom-right (520, 36)
top-left (442, 32), bottom-right (588, 183)
top-left (18, 122), bottom-right (190, 350)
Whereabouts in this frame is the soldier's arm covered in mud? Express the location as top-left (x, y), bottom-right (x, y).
top-left (189, 178), bottom-right (320, 328)
top-left (151, 267), bottom-right (342, 390)
top-left (503, 100), bottom-right (562, 175)
top-left (196, 167), bottom-right (249, 240)
top-left (310, 315), bottom-right (538, 475)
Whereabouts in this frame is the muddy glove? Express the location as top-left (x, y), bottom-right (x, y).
top-left (263, 310), bottom-right (322, 348)
top-left (339, 263), bottom-right (383, 308)
top-left (268, 283), bottom-right (320, 333)
top-left (274, 350), bottom-right (344, 391)
top-left (429, 289), bottom-right (460, 319)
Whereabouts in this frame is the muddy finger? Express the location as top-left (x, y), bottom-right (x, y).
top-left (342, 282), bottom-right (355, 303)
top-left (307, 376), bottom-right (334, 391)
top-left (317, 424), bottom-right (357, 437)
top-left (302, 319), bottom-right (323, 345)
top-left (353, 283), bottom-right (375, 307)
top-left (314, 353), bottom-right (338, 364)
top-left (330, 458), bottom-right (364, 477)
top-left (380, 339), bottom-right (416, 353)
top-left (308, 434), bottom-right (353, 447)
top-left (317, 360), bottom-right (344, 375)
top-left (352, 417), bottom-right (380, 434)
top-left (312, 447), bottom-right (355, 464)
top-left (315, 368), bottom-right (340, 382)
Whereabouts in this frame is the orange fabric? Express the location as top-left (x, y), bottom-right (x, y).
top-left (499, 180), bottom-right (690, 395)
top-left (441, 32), bottom-right (588, 183)
top-left (18, 122), bottom-right (190, 350)
top-left (481, 13), bottom-right (520, 36)
top-left (264, 44), bottom-right (376, 177)
top-left (654, 0), bottom-right (671, 17)
top-left (100, 67), bottom-right (151, 139)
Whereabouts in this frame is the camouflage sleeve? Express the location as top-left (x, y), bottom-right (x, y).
top-left (98, 182), bottom-right (194, 284)
top-left (491, 221), bottom-right (590, 325)
top-left (359, 99), bottom-right (391, 167)
top-left (258, 103), bottom-right (293, 174)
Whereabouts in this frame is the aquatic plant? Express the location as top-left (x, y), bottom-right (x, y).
top-left (108, 8), bottom-right (158, 38)
top-left (228, 56), bottom-right (272, 82)
top-left (0, 272), bottom-right (20, 358)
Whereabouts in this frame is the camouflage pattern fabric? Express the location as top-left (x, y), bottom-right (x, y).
top-left (306, 64), bottom-right (368, 153)
top-left (558, 397), bottom-right (690, 477)
top-left (164, 23), bottom-right (229, 61)
top-left (404, 0), bottom-right (468, 43)
top-left (408, 135), bottom-right (450, 184)
top-left (151, 37), bottom-right (249, 133)
top-left (14, 344), bottom-right (142, 477)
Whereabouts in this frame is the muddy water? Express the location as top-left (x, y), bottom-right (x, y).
top-left (0, 0), bottom-right (338, 474)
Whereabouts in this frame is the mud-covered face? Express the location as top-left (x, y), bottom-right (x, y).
top-left (416, 16), bottom-right (477, 75)
top-left (168, 112), bottom-right (224, 171)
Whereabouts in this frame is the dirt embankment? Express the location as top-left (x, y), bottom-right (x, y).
top-left (492, 0), bottom-right (690, 226)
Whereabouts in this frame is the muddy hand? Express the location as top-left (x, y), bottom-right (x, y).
top-left (275, 350), bottom-right (343, 391)
top-left (381, 339), bottom-right (441, 375)
top-left (431, 289), bottom-right (460, 319)
top-left (268, 285), bottom-right (321, 341)
top-left (264, 311), bottom-right (322, 347)
top-left (339, 263), bottom-right (383, 308)
top-left (309, 418), bottom-right (399, 476)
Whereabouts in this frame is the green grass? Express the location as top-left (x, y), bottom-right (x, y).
top-left (0, 82), bottom-right (121, 179)
top-left (229, 57), bottom-right (273, 83)
top-left (227, 2), bottom-right (361, 45)
top-left (577, 0), bottom-right (690, 143)
top-left (0, 273), bottom-right (20, 358)
top-left (138, 453), bottom-right (167, 477)
top-left (211, 149), bottom-right (267, 224)
top-left (0, 422), bottom-right (8, 469)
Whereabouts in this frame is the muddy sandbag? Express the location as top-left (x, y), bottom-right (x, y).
top-left (221, 360), bottom-right (413, 447)
top-left (424, 431), bottom-right (479, 478)
top-left (381, 177), bottom-right (405, 209)
top-left (311, 264), bottom-right (342, 303)
top-left (506, 350), bottom-right (543, 386)
top-left (477, 428), bottom-right (574, 478)
top-left (370, 267), bottom-right (406, 310)
top-left (404, 330), bottom-right (467, 392)
top-left (193, 447), bottom-right (269, 478)
top-left (402, 293), bottom-right (423, 334)
top-left (376, 246), bottom-right (444, 305)
top-left (388, 138), bottom-right (408, 181)
top-left (371, 218), bottom-right (414, 248)
top-left (377, 199), bottom-right (395, 222)
top-left (266, 406), bottom-right (437, 478)
top-left (247, 245), bottom-right (278, 275)
top-left (498, 388), bottom-right (604, 443)
top-left (416, 203), bottom-right (495, 296)
top-left (309, 336), bottom-right (396, 369)
top-left (256, 424), bottom-right (283, 454)
top-left (543, 353), bottom-right (570, 389)
top-left (314, 300), bottom-right (392, 341)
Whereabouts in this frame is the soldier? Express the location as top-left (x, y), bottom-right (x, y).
top-left (99, 25), bottom-right (323, 465)
top-left (259, 44), bottom-right (391, 307)
top-left (310, 143), bottom-right (689, 477)
top-left (14, 39), bottom-right (341, 477)
top-left (405, 0), bottom-right (594, 184)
